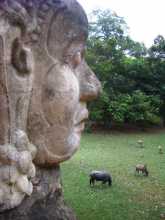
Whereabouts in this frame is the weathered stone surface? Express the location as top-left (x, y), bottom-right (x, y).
top-left (0, 0), bottom-right (101, 218)
top-left (0, 166), bottom-right (77, 220)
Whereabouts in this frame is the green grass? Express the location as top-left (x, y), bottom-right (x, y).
top-left (61, 131), bottom-right (165, 220)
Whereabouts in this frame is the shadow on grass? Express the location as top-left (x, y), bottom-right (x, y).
top-left (89, 184), bottom-right (112, 191)
top-left (134, 173), bottom-right (148, 177)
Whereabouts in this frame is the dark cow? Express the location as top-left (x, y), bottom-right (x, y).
top-left (89, 171), bottom-right (112, 186)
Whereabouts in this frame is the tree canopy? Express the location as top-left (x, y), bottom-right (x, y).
top-left (86, 9), bottom-right (165, 129)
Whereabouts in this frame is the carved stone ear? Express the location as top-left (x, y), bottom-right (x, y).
top-left (11, 38), bottom-right (33, 75)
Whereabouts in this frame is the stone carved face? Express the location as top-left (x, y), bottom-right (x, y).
top-left (0, 0), bottom-right (101, 167)
top-left (25, 1), bottom-right (101, 166)
top-left (1, 0), bottom-right (95, 166)
top-left (0, 0), bottom-right (101, 211)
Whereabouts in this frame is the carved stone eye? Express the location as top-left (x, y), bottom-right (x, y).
top-left (45, 87), bottom-right (55, 100)
top-left (72, 51), bottom-right (82, 68)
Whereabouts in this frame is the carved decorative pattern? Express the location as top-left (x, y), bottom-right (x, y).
top-left (0, 35), bottom-right (9, 144)
top-left (0, 0), bottom-right (64, 43)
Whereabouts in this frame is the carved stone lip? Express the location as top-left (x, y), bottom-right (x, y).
top-left (74, 109), bottom-right (89, 127)
top-left (74, 122), bottom-right (85, 133)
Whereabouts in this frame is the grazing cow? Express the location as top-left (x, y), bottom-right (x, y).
top-left (135, 164), bottom-right (149, 176)
top-left (89, 171), bottom-right (112, 186)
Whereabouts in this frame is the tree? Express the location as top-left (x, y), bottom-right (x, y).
top-left (86, 10), bottom-right (163, 129)
top-left (89, 9), bottom-right (128, 40)
top-left (149, 35), bottom-right (165, 59)
top-left (108, 91), bottom-right (161, 126)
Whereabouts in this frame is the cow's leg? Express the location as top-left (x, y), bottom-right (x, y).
top-left (90, 178), bottom-right (95, 186)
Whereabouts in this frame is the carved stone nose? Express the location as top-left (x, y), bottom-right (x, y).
top-left (79, 61), bottom-right (102, 102)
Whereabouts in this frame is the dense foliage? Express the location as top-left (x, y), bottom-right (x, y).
top-left (86, 9), bottom-right (165, 129)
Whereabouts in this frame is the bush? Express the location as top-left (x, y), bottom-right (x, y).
top-left (89, 90), bottom-right (162, 128)
top-left (110, 91), bottom-right (162, 126)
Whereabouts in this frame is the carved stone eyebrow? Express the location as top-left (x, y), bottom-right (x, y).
top-left (0, 0), bottom-right (65, 41)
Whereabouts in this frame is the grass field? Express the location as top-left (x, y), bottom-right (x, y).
top-left (61, 131), bottom-right (165, 220)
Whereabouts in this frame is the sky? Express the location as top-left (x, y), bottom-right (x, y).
top-left (77, 0), bottom-right (165, 47)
